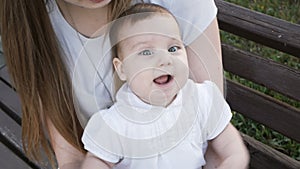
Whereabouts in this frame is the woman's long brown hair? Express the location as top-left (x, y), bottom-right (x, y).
top-left (0, 0), bottom-right (132, 168)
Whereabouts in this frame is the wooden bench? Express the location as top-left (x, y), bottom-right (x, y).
top-left (0, 1), bottom-right (299, 168)
top-left (215, 0), bottom-right (300, 168)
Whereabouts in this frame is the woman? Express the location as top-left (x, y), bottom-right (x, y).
top-left (1, 0), bottom-right (224, 168)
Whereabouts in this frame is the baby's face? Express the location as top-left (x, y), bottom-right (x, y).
top-left (113, 14), bottom-right (189, 107)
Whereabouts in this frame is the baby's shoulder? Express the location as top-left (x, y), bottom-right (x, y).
top-left (86, 105), bottom-right (118, 126)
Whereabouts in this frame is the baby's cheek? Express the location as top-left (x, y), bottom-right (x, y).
top-left (179, 57), bottom-right (189, 68)
top-left (176, 59), bottom-right (189, 73)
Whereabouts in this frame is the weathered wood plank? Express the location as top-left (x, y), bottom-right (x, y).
top-left (0, 51), bottom-right (5, 69)
top-left (0, 142), bottom-right (32, 169)
top-left (0, 109), bottom-right (41, 169)
top-left (222, 44), bottom-right (300, 101)
top-left (225, 79), bottom-right (300, 143)
top-left (242, 134), bottom-right (300, 169)
top-left (216, 0), bottom-right (300, 58)
top-left (0, 66), bottom-right (12, 87)
top-left (0, 80), bottom-right (22, 124)
top-left (0, 37), bottom-right (5, 69)
top-left (0, 108), bottom-right (23, 154)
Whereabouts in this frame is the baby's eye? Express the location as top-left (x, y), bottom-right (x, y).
top-left (168, 46), bottom-right (180, 53)
top-left (138, 49), bottom-right (153, 56)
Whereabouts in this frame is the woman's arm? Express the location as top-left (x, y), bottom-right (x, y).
top-left (81, 152), bottom-right (114, 169)
top-left (48, 120), bottom-right (114, 169)
top-left (48, 120), bottom-right (85, 169)
top-left (186, 18), bottom-right (224, 92)
top-left (207, 123), bottom-right (250, 169)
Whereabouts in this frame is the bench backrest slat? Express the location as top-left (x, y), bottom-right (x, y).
top-left (216, 0), bottom-right (300, 58)
top-left (243, 134), bottom-right (300, 169)
top-left (223, 44), bottom-right (300, 101)
top-left (226, 80), bottom-right (300, 143)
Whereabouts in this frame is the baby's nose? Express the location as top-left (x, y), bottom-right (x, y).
top-left (158, 52), bottom-right (172, 67)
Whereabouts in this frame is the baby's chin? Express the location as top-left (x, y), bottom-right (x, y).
top-left (145, 88), bottom-right (180, 107)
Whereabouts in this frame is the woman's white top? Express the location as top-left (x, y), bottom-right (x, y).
top-left (48, 0), bottom-right (218, 127)
top-left (82, 80), bottom-right (232, 168)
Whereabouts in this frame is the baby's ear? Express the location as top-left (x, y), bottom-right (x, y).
top-left (113, 57), bottom-right (127, 81)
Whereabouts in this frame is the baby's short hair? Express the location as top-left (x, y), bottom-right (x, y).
top-left (109, 3), bottom-right (177, 57)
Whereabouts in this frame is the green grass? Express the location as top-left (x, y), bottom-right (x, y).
top-left (222, 0), bottom-right (300, 160)
top-left (224, 0), bottom-right (300, 24)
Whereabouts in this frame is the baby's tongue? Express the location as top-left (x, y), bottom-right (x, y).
top-left (154, 75), bottom-right (168, 84)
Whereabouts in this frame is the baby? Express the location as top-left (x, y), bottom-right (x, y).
top-left (81, 3), bottom-right (249, 169)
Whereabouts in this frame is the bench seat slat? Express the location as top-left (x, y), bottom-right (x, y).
top-left (0, 108), bottom-right (51, 169)
top-left (0, 108), bottom-right (23, 153)
top-left (0, 142), bottom-right (33, 169)
top-left (0, 66), bottom-right (12, 87)
top-left (0, 108), bottom-right (42, 169)
top-left (0, 80), bottom-right (22, 124)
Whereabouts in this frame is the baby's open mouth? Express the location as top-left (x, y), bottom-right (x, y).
top-left (153, 75), bottom-right (173, 85)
